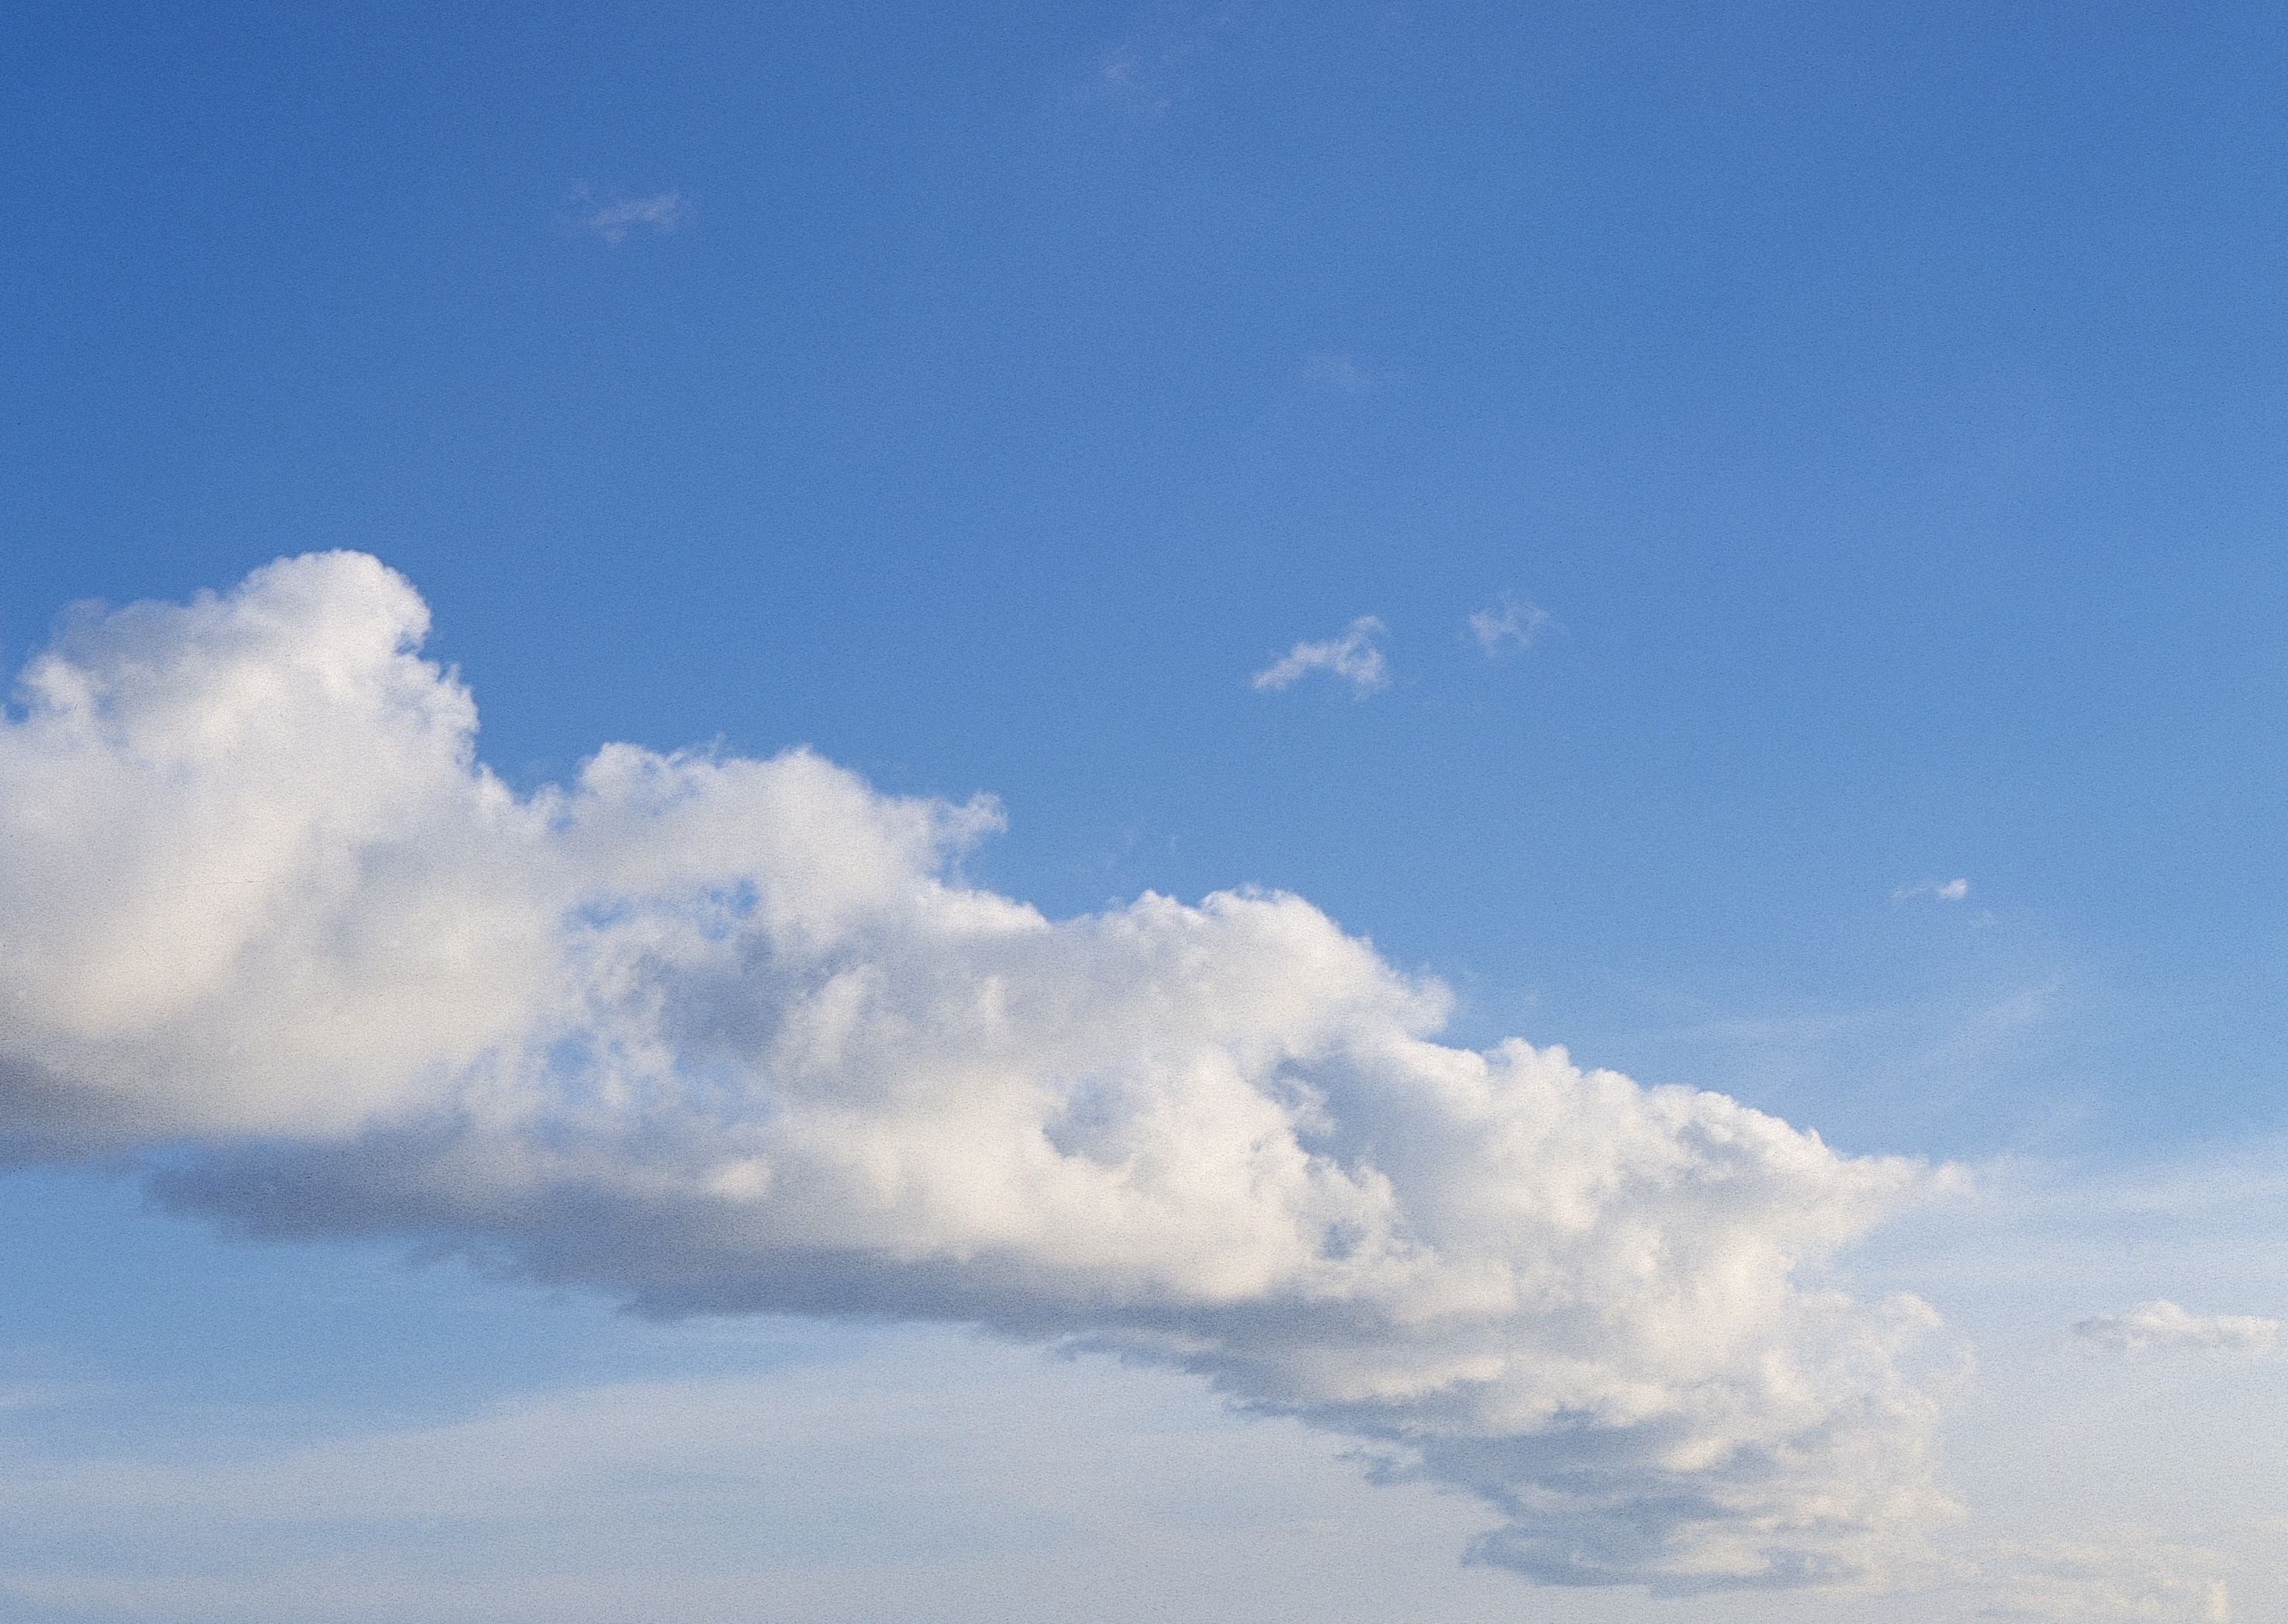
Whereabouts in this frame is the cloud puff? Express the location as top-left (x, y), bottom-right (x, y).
top-left (1251, 617), bottom-right (1389, 696)
top-left (1892, 879), bottom-right (1970, 903)
top-left (572, 188), bottom-right (686, 243)
top-left (0, 556), bottom-right (1960, 1590)
top-left (1467, 593), bottom-right (1554, 657)
top-left (2069, 1301), bottom-right (2280, 1357)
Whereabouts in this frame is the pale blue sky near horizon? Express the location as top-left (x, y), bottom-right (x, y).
top-left (4, 3), bottom-right (2287, 1619)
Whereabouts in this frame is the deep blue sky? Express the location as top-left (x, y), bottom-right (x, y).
top-left (3, 8), bottom-right (2286, 1615)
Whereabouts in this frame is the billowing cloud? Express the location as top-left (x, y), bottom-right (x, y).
top-left (0, 555), bottom-right (1961, 1590)
top-left (1251, 617), bottom-right (1388, 696)
top-left (2069, 1301), bottom-right (2280, 1357)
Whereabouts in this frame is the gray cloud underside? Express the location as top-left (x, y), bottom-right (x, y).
top-left (0, 554), bottom-right (1959, 1591)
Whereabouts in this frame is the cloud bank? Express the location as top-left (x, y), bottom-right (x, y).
top-left (0, 555), bottom-right (1958, 1591)
top-left (1251, 616), bottom-right (1388, 696)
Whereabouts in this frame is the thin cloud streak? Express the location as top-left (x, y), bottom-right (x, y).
top-left (1893, 879), bottom-right (1971, 903)
top-left (571, 187), bottom-right (686, 243)
top-left (1301, 354), bottom-right (1394, 395)
top-left (2070, 1301), bottom-right (2280, 1357)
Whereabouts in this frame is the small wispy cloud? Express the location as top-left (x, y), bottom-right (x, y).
top-left (570, 187), bottom-right (687, 244)
top-left (1084, 5), bottom-right (1242, 120)
top-left (1893, 878), bottom-right (1971, 903)
top-left (1301, 354), bottom-right (1394, 395)
top-left (1252, 617), bottom-right (1388, 696)
top-left (1467, 593), bottom-right (1554, 657)
top-left (2069, 1301), bottom-right (2280, 1357)
top-left (1094, 41), bottom-right (1177, 118)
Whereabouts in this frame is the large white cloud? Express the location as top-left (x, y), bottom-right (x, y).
top-left (0, 553), bottom-right (1959, 1590)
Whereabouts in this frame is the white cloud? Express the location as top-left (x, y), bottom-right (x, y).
top-left (2069, 1301), bottom-right (2280, 1357)
top-left (1467, 593), bottom-right (1554, 657)
top-left (571, 188), bottom-right (686, 244)
top-left (1252, 617), bottom-right (1389, 696)
top-left (0, 555), bottom-right (1964, 1590)
top-left (1892, 879), bottom-right (1970, 903)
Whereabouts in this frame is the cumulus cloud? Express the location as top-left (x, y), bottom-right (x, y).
top-left (571, 187), bottom-right (686, 243)
top-left (1467, 593), bottom-right (1554, 657)
top-left (2069, 1302), bottom-right (2280, 1357)
top-left (1252, 617), bottom-right (1388, 696)
top-left (0, 556), bottom-right (1961, 1590)
top-left (1892, 879), bottom-right (1970, 903)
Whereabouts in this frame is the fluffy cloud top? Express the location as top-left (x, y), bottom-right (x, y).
top-left (0, 555), bottom-right (1958, 1590)
top-left (2070, 1301), bottom-right (2280, 1357)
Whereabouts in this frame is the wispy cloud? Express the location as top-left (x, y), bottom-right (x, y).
top-left (2070, 1301), bottom-right (2280, 1357)
top-left (1251, 616), bottom-right (1388, 696)
top-left (1467, 592), bottom-right (1554, 657)
top-left (1300, 354), bottom-right (1393, 395)
top-left (1083, 5), bottom-right (1243, 120)
top-left (1894, 878), bottom-right (1971, 903)
top-left (1974, 1534), bottom-right (2238, 1621)
top-left (570, 186), bottom-right (686, 244)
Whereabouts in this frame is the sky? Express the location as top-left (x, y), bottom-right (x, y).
top-left (0, 2), bottom-right (2284, 1619)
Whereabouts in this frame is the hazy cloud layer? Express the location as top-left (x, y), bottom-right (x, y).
top-left (0, 556), bottom-right (1960, 1590)
top-left (2070, 1301), bottom-right (2280, 1357)
top-left (1977, 1536), bottom-right (2236, 1622)
top-left (1252, 617), bottom-right (1389, 696)
top-left (1892, 879), bottom-right (1969, 903)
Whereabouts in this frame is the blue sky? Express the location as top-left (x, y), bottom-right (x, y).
top-left (2, 2), bottom-right (2285, 1619)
